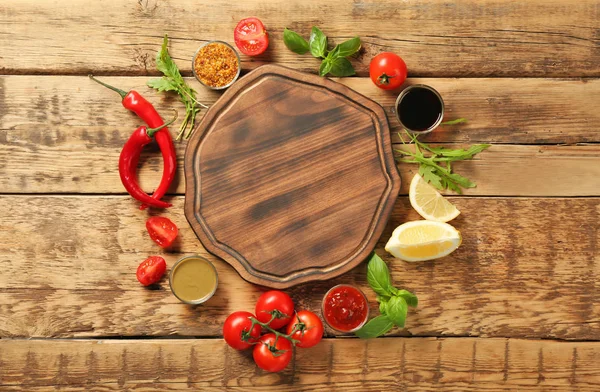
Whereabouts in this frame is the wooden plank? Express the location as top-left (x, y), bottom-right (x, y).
top-left (2, 76), bottom-right (599, 144)
top-left (1, 338), bottom-right (599, 391)
top-left (2, 76), bottom-right (600, 196)
top-left (1, 196), bottom-right (598, 339)
top-left (1, 0), bottom-right (599, 77)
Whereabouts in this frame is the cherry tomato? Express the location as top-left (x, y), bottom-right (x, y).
top-left (253, 333), bottom-right (293, 372)
top-left (255, 291), bottom-right (294, 329)
top-left (369, 52), bottom-right (407, 90)
top-left (234, 17), bottom-right (269, 56)
top-left (286, 310), bottom-right (324, 348)
top-left (146, 217), bottom-right (178, 248)
top-left (223, 311), bottom-right (262, 350)
top-left (136, 256), bottom-right (166, 286)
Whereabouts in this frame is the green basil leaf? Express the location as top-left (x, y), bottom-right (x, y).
top-left (379, 300), bottom-right (387, 315)
top-left (395, 290), bottom-right (418, 308)
top-left (337, 36), bottom-right (361, 57)
top-left (355, 315), bottom-right (394, 339)
top-left (326, 44), bottom-right (341, 61)
top-left (385, 296), bottom-right (408, 328)
top-left (283, 28), bottom-right (309, 54)
top-left (366, 253), bottom-right (393, 297)
top-left (319, 59), bottom-right (333, 76)
top-left (376, 294), bottom-right (390, 303)
top-left (309, 26), bottom-right (327, 58)
top-left (328, 57), bottom-right (356, 77)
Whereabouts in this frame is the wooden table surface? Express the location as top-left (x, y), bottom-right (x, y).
top-left (1, 0), bottom-right (599, 390)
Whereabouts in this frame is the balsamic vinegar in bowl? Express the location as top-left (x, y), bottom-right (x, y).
top-left (395, 85), bottom-right (444, 134)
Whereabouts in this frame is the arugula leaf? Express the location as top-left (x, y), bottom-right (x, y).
top-left (447, 172), bottom-right (476, 188)
top-left (440, 118), bottom-right (468, 125)
top-left (395, 129), bottom-right (489, 193)
top-left (355, 315), bottom-right (394, 339)
top-left (148, 34), bottom-right (206, 140)
top-left (147, 78), bottom-right (178, 92)
top-left (419, 165), bottom-right (443, 190)
top-left (429, 144), bottom-right (491, 159)
top-left (328, 57), bottom-right (356, 77)
top-left (337, 36), bottom-right (361, 57)
top-left (446, 180), bottom-right (462, 194)
top-left (283, 28), bottom-right (309, 54)
top-left (366, 253), bottom-right (393, 297)
top-left (395, 290), bottom-right (419, 308)
top-left (309, 27), bottom-right (327, 58)
top-left (385, 296), bottom-right (408, 328)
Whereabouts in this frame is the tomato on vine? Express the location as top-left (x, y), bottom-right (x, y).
top-left (286, 310), bottom-right (323, 348)
top-left (255, 290), bottom-right (294, 329)
top-left (223, 311), bottom-right (262, 350)
top-left (253, 333), bottom-right (293, 372)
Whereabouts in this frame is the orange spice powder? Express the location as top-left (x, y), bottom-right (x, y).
top-left (194, 43), bottom-right (239, 88)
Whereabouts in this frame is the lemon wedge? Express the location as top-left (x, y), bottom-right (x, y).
top-left (384, 220), bottom-right (462, 262)
top-left (409, 174), bottom-right (460, 223)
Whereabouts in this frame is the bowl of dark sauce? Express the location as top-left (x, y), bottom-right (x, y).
top-left (395, 84), bottom-right (444, 134)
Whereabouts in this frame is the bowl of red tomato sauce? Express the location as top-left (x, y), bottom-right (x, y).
top-left (322, 284), bottom-right (369, 333)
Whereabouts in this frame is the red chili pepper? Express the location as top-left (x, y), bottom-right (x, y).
top-left (89, 75), bottom-right (176, 209)
top-left (119, 114), bottom-right (178, 209)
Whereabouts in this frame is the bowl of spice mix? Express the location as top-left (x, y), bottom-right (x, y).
top-left (192, 41), bottom-right (241, 90)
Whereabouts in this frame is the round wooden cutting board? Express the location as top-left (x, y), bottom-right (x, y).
top-left (184, 65), bottom-right (400, 288)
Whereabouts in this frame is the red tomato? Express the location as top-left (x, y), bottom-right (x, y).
top-left (223, 311), bottom-right (262, 350)
top-left (146, 217), bottom-right (178, 248)
top-left (136, 256), bottom-right (167, 286)
top-left (255, 291), bottom-right (294, 329)
top-left (286, 310), bottom-right (324, 348)
top-left (253, 333), bottom-right (293, 372)
top-left (369, 52), bottom-right (407, 90)
top-left (234, 17), bottom-right (269, 56)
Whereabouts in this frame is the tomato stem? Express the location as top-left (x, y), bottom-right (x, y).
top-left (247, 315), bottom-right (301, 348)
top-left (377, 72), bottom-right (395, 86)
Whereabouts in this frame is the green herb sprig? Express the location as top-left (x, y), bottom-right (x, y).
top-left (355, 253), bottom-right (418, 339)
top-left (147, 34), bottom-right (208, 140)
top-left (283, 27), bottom-right (361, 77)
top-left (396, 120), bottom-right (490, 193)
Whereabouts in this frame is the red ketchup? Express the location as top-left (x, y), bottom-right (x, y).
top-left (322, 285), bottom-right (369, 332)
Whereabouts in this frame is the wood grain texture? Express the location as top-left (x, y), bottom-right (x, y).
top-left (2, 75), bottom-right (600, 145)
top-left (1, 338), bottom-right (599, 391)
top-left (185, 65), bottom-right (399, 287)
top-left (1, 75), bottom-right (600, 196)
top-left (0, 0), bottom-right (599, 77)
top-left (1, 196), bottom-right (598, 339)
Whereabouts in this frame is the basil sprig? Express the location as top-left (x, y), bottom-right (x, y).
top-left (283, 26), bottom-right (361, 77)
top-left (355, 253), bottom-right (418, 339)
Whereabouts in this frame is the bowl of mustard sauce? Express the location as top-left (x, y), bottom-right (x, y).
top-left (169, 256), bottom-right (218, 304)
